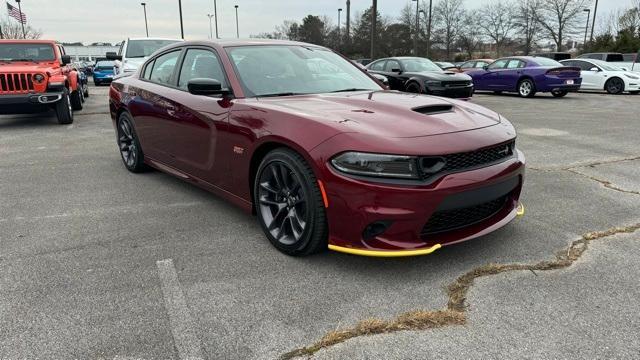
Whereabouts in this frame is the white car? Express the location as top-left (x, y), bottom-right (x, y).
top-left (107, 38), bottom-right (182, 76)
top-left (561, 58), bottom-right (640, 95)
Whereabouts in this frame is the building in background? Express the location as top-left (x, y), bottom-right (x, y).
top-left (62, 43), bottom-right (120, 62)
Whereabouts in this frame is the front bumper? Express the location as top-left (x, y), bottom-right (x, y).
top-left (0, 92), bottom-right (63, 114)
top-left (317, 149), bottom-right (525, 256)
top-left (428, 84), bottom-right (474, 98)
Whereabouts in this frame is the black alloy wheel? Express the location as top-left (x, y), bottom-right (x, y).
top-left (406, 82), bottom-right (422, 93)
top-left (117, 114), bottom-right (147, 172)
top-left (255, 149), bottom-right (327, 256)
top-left (605, 77), bottom-right (624, 95)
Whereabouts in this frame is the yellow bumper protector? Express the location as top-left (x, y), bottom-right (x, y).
top-left (328, 243), bottom-right (442, 257)
top-left (516, 203), bottom-right (525, 217)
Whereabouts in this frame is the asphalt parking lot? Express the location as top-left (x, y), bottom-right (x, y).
top-left (1, 86), bottom-right (639, 359)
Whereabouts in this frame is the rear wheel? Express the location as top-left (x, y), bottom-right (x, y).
top-left (551, 90), bottom-right (568, 98)
top-left (405, 82), bottom-right (422, 94)
top-left (517, 78), bottom-right (536, 98)
top-left (117, 113), bottom-right (148, 173)
top-left (254, 148), bottom-right (328, 256)
top-left (54, 88), bottom-right (74, 124)
top-left (70, 88), bottom-right (83, 110)
top-left (605, 77), bottom-right (624, 94)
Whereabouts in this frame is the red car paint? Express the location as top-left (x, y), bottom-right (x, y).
top-left (109, 40), bottom-right (525, 254)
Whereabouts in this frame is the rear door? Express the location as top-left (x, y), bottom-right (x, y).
top-left (382, 59), bottom-right (407, 90)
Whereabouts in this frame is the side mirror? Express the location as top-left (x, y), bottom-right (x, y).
top-left (187, 78), bottom-right (230, 96)
top-left (106, 52), bottom-right (122, 61)
top-left (483, 65), bottom-right (489, 70)
top-left (61, 55), bottom-right (71, 65)
top-left (589, 67), bottom-right (599, 72)
top-left (391, 68), bottom-right (402, 73)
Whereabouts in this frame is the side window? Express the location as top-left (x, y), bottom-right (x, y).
top-left (149, 50), bottom-right (181, 85)
top-left (118, 41), bottom-right (125, 56)
top-left (475, 61), bottom-right (488, 68)
top-left (142, 60), bottom-right (154, 79)
top-left (488, 59), bottom-right (508, 69)
top-left (461, 61), bottom-right (474, 68)
top-left (177, 49), bottom-right (227, 90)
top-left (506, 60), bottom-right (522, 69)
top-left (384, 60), bottom-right (400, 72)
top-left (369, 60), bottom-right (385, 71)
top-left (577, 61), bottom-right (595, 71)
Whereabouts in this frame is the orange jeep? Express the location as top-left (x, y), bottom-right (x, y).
top-left (0, 40), bottom-right (83, 124)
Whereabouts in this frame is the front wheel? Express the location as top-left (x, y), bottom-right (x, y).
top-left (83, 83), bottom-right (90, 97)
top-left (54, 88), bottom-right (74, 124)
top-left (70, 89), bottom-right (83, 110)
top-left (605, 77), bottom-right (624, 94)
top-left (405, 82), bottom-right (422, 94)
top-left (254, 148), bottom-right (328, 256)
top-left (551, 90), bottom-right (568, 98)
top-left (517, 79), bottom-right (536, 98)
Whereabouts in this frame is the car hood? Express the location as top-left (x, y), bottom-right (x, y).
top-left (0, 61), bottom-right (59, 73)
top-left (256, 91), bottom-right (501, 138)
top-left (404, 71), bottom-right (472, 81)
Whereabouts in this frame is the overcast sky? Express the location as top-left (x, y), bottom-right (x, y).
top-left (7, 0), bottom-right (634, 44)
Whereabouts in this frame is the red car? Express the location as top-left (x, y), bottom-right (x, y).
top-left (109, 40), bottom-right (525, 257)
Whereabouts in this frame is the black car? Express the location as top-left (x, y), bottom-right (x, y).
top-left (366, 57), bottom-right (474, 98)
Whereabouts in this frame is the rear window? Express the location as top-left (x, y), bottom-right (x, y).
top-left (532, 57), bottom-right (563, 67)
top-left (95, 61), bottom-right (115, 69)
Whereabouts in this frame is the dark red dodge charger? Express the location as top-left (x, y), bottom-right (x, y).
top-left (109, 39), bottom-right (525, 257)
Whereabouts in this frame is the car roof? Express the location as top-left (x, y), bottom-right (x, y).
top-left (156, 39), bottom-right (330, 51)
top-left (127, 37), bottom-right (183, 41)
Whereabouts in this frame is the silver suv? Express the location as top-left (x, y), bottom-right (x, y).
top-left (107, 38), bottom-right (182, 76)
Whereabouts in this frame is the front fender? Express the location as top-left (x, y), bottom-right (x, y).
top-left (404, 77), bottom-right (425, 91)
top-left (68, 70), bottom-right (79, 91)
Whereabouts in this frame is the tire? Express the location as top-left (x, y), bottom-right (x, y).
top-left (254, 148), bottom-right (328, 256)
top-left (116, 113), bottom-right (149, 173)
top-left (94, 79), bottom-right (100, 86)
top-left (551, 90), bottom-right (568, 98)
top-left (517, 78), bottom-right (536, 98)
top-left (83, 83), bottom-right (90, 97)
top-left (79, 86), bottom-right (85, 103)
top-left (54, 88), bottom-right (74, 124)
top-left (405, 82), bottom-right (422, 94)
top-left (605, 77), bottom-right (624, 94)
top-left (70, 88), bottom-right (83, 110)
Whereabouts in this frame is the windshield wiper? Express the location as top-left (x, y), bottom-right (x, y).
top-left (329, 88), bottom-right (373, 93)
top-left (8, 58), bottom-right (37, 62)
top-left (256, 92), bottom-right (304, 98)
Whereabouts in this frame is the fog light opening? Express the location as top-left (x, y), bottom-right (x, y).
top-left (363, 221), bottom-right (393, 240)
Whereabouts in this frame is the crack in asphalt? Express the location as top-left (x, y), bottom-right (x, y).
top-left (565, 168), bottom-right (640, 196)
top-left (280, 223), bottom-right (640, 359)
top-left (527, 155), bottom-right (640, 171)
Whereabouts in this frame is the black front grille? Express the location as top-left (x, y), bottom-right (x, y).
top-left (0, 73), bottom-right (35, 93)
top-left (421, 195), bottom-right (508, 235)
top-left (443, 80), bottom-right (471, 87)
top-left (420, 141), bottom-right (515, 178)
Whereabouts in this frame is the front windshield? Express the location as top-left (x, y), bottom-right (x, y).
top-left (533, 57), bottom-right (563, 67)
top-left (125, 40), bottom-right (180, 58)
top-left (226, 45), bottom-right (381, 97)
top-left (0, 43), bottom-right (55, 61)
top-left (592, 60), bottom-right (623, 71)
top-left (400, 58), bottom-right (442, 72)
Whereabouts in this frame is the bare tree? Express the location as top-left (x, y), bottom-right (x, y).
top-left (433, 0), bottom-right (465, 60)
top-left (515, 0), bottom-right (543, 54)
top-left (535, 0), bottom-right (590, 51)
top-left (0, 20), bottom-right (41, 39)
top-left (458, 13), bottom-right (483, 59)
top-left (617, 1), bottom-right (640, 34)
top-left (478, 0), bottom-right (517, 57)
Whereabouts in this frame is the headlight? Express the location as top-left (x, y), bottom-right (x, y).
top-left (331, 152), bottom-right (420, 179)
top-left (624, 73), bottom-right (639, 80)
top-left (33, 74), bottom-right (45, 83)
top-left (425, 80), bottom-right (442, 87)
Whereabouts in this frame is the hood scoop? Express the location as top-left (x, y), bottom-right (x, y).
top-left (412, 104), bottom-right (454, 115)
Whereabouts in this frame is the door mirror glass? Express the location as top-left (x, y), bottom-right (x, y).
top-left (187, 78), bottom-right (230, 96)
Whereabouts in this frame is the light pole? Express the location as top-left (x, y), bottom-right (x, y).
top-left (589, 0), bottom-right (598, 44)
top-left (412, 0), bottom-right (419, 56)
top-left (141, 3), bottom-right (149, 37)
top-left (207, 14), bottom-right (214, 39)
top-left (213, 0), bottom-right (219, 39)
top-left (178, 0), bottom-right (184, 39)
top-left (582, 9), bottom-right (590, 52)
top-left (15, 0), bottom-right (26, 38)
top-left (371, 0), bottom-right (377, 59)
top-left (425, 0), bottom-right (432, 57)
top-left (234, 5), bottom-right (239, 38)
top-left (338, 8), bottom-right (342, 50)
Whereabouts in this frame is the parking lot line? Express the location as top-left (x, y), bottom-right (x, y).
top-left (156, 259), bottom-right (205, 360)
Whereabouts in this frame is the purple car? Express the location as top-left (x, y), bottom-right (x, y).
top-left (467, 56), bottom-right (582, 98)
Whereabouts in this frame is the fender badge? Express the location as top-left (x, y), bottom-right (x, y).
top-left (233, 146), bottom-right (245, 155)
